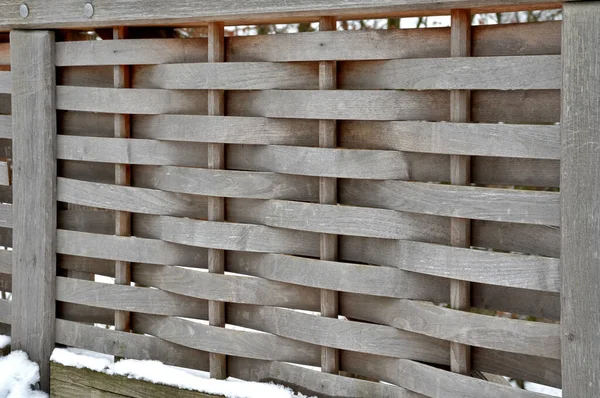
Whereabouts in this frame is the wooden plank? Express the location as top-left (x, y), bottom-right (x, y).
top-left (0, 0), bottom-right (562, 29)
top-left (561, 3), bottom-right (600, 396)
top-left (59, 111), bottom-right (114, 137)
top-left (133, 165), bottom-right (318, 202)
top-left (58, 302), bottom-right (114, 326)
top-left (339, 236), bottom-right (560, 292)
top-left (10, 30), bottom-right (56, 392)
top-left (58, 65), bottom-right (113, 88)
top-left (0, 297), bottom-right (10, 324)
top-left (58, 209), bottom-right (115, 235)
top-left (227, 90), bottom-right (449, 121)
top-left (472, 21), bottom-right (561, 56)
top-left (0, 71), bottom-right (10, 94)
top-left (59, 255), bottom-right (115, 278)
top-left (473, 157), bottom-right (559, 188)
top-left (472, 89), bottom-right (560, 123)
top-left (58, 136), bottom-right (208, 166)
top-left (471, 284), bottom-right (559, 321)
top-left (56, 38), bottom-right (207, 66)
top-left (0, 203), bottom-right (11, 228)
top-left (57, 178), bottom-right (208, 218)
top-left (56, 86), bottom-right (207, 115)
top-left (0, 161), bottom-right (10, 185)
top-left (340, 180), bottom-right (559, 226)
top-left (134, 62), bottom-right (318, 90)
top-left (339, 55), bottom-right (560, 90)
top-left (0, 249), bottom-right (10, 274)
top-left (60, 161), bottom-right (114, 184)
top-left (207, 21), bottom-right (226, 380)
top-left (340, 293), bottom-right (560, 359)
top-left (0, 42), bottom-right (8, 65)
top-left (56, 319), bottom-right (210, 372)
top-left (132, 115), bottom-right (318, 146)
top-left (131, 263), bottom-right (319, 311)
top-left (0, 272), bottom-right (11, 292)
top-left (0, 115), bottom-right (10, 139)
top-left (339, 121), bottom-right (560, 160)
top-left (227, 251), bottom-right (449, 302)
top-left (51, 363), bottom-right (222, 398)
top-left (133, 313), bottom-right (320, 366)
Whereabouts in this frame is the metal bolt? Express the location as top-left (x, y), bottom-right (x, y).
top-left (83, 2), bottom-right (94, 18)
top-left (19, 4), bottom-right (29, 18)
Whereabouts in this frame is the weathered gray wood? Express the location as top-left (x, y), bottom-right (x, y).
top-left (0, 161), bottom-right (10, 185)
top-left (0, 249), bottom-right (10, 274)
top-left (227, 90), bottom-right (449, 121)
top-left (339, 121), bottom-right (560, 159)
top-left (472, 89), bottom-right (560, 123)
top-left (340, 293), bottom-right (560, 359)
top-left (561, 3), bottom-right (600, 396)
top-left (132, 115), bottom-right (318, 146)
top-left (0, 115), bottom-right (10, 139)
top-left (0, 297), bottom-right (10, 324)
top-left (134, 62), bottom-right (317, 89)
top-left (59, 111), bottom-right (114, 137)
top-left (134, 313), bottom-right (320, 366)
top-left (58, 135), bottom-right (208, 166)
top-left (56, 86), bottom-right (207, 115)
top-left (0, 0), bottom-right (561, 29)
top-left (60, 161), bottom-right (114, 184)
top-left (0, 272), bottom-right (11, 292)
top-left (472, 21), bottom-right (560, 56)
top-left (59, 254), bottom-right (115, 278)
top-left (341, 180), bottom-right (560, 226)
top-left (56, 38), bottom-right (208, 66)
top-left (58, 209), bottom-right (115, 235)
top-left (229, 357), bottom-right (424, 398)
top-left (340, 236), bottom-right (559, 292)
top-left (56, 277), bottom-right (208, 318)
top-left (0, 71), bottom-right (10, 94)
top-left (131, 263), bottom-right (319, 311)
top-left (227, 303), bottom-right (449, 365)
top-left (0, 43), bottom-right (8, 65)
top-left (56, 319), bottom-right (210, 372)
top-left (133, 165), bottom-right (318, 202)
top-left (58, 302), bottom-right (115, 326)
top-left (10, 30), bottom-right (56, 392)
top-left (58, 65), bottom-right (113, 88)
top-left (340, 55), bottom-right (560, 90)
top-left (471, 284), bottom-right (559, 321)
top-left (473, 157), bottom-right (559, 188)
top-left (227, 251), bottom-right (449, 302)
top-left (0, 203), bottom-right (11, 228)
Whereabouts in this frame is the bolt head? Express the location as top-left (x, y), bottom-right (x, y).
top-left (83, 2), bottom-right (94, 18)
top-left (19, 4), bottom-right (29, 18)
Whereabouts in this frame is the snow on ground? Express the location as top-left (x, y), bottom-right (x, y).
top-left (51, 348), bottom-right (313, 398)
top-left (0, 335), bottom-right (9, 349)
top-left (0, 349), bottom-right (47, 398)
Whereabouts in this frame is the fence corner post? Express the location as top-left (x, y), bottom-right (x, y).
top-left (10, 29), bottom-right (57, 392)
top-left (561, 2), bottom-right (600, 396)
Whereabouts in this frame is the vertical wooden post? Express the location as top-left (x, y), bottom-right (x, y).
top-left (449, 9), bottom-right (472, 376)
top-left (207, 21), bottom-right (227, 380)
top-left (114, 26), bottom-right (132, 339)
top-left (319, 16), bottom-right (339, 375)
top-left (562, 2), bottom-right (600, 396)
top-left (10, 30), bottom-right (57, 392)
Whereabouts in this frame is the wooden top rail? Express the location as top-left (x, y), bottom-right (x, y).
top-left (0, 0), bottom-right (562, 30)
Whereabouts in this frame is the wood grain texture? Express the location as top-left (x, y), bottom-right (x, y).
top-left (0, 250), bottom-right (10, 274)
top-left (473, 157), bottom-right (559, 188)
top-left (340, 293), bottom-right (560, 359)
top-left (340, 235), bottom-right (559, 292)
top-left (0, 71), bottom-right (10, 94)
top-left (472, 283), bottom-right (559, 321)
top-left (134, 61), bottom-right (318, 89)
top-left (0, 203), bottom-right (11, 228)
top-left (0, 115), bottom-right (11, 139)
top-left (472, 20), bottom-right (560, 56)
top-left (340, 179), bottom-right (559, 226)
top-left (339, 121), bottom-right (560, 159)
top-left (0, 161), bottom-right (10, 185)
top-left (10, 30), bottom-right (56, 391)
top-left (561, 3), bottom-right (600, 396)
top-left (472, 89), bottom-right (560, 123)
top-left (339, 55), bottom-right (560, 90)
top-left (0, 297), bottom-right (9, 324)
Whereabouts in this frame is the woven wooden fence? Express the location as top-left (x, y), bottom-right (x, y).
top-left (0, 0), bottom-right (599, 396)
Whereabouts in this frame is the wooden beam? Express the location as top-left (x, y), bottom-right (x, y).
top-left (207, 21), bottom-right (227, 380)
top-left (0, 0), bottom-right (562, 30)
top-left (449, 8), bottom-right (471, 376)
top-left (10, 30), bottom-right (57, 392)
top-left (561, 2), bottom-right (600, 396)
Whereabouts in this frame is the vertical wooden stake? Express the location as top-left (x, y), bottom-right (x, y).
top-left (207, 21), bottom-right (227, 380)
top-left (10, 30), bottom-right (57, 392)
top-left (562, 2), bottom-right (600, 396)
top-left (449, 9), bottom-right (472, 376)
top-left (114, 26), bottom-right (132, 340)
top-left (319, 16), bottom-right (339, 375)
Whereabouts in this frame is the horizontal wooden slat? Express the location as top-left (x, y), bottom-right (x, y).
top-left (58, 65), bottom-right (113, 88)
top-left (472, 89), bottom-right (560, 123)
top-left (0, 71), bottom-right (10, 94)
top-left (472, 21), bottom-right (561, 57)
top-left (0, 249), bottom-right (11, 274)
top-left (341, 180), bottom-right (560, 226)
top-left (134, 313), bottom-right (320, 366)
top-left (227, 303), bottom-right (450, 365)
top-left (59, 111), bottom-right (114, 137)
top-left (57, 302), bottom-right (115, 325)
top-left (133, 165), bottom-right (318, 201)
top-left (58, 177), bottom-right (207, 218)
top-left (472, 284), bottom-right (560, 321)
top-left (132, 115), bottom-right (318, 146)
top-left (341, 236), bottom-right (560, 292)
top-left (227, 90), bottom-right (449, 121)
top-left (0, 203), bottom-right (10, 228)
top-left (56, 38), bottom-right (208, 66)
top-left (59, 255), bottom-right (115, 278)
top-left (0, 115), bottom-right (10, 139)
top-left (56, 86), bottom-right (207, 115)
top-left (0, 298), bottom-right (10, 324)
top-left (56, 319), bottom-right (210, 372)
top-left (134, 62), bottom-right (318, 89)
top-left (341, 293), bottom-right (560, 359)
top-left (132, 263), bottom-right (320, 311)
top-left (340, 55), bottom-right (560, 90)
top-left (340, 121), bottom-right (560, 160)
top-left (0, 43), bottom-right (9, 66)
top-left (0, 161), bottom-right (9, 185)
top-left (56, 277), bottom-right (208, 318)
top-left (227, 251), bottom-right (448, 302)
top-left (473, 157), bottom-right (559, 188)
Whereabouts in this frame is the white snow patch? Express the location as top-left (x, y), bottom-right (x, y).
top-left (0, 350), bottom-right (47, 398)
top-left (51, 348), bottom-right (312, 398)
top-left (0, 335), bottom-right (10, 349)
top-left (525, 382), bottom-right (562, 397)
